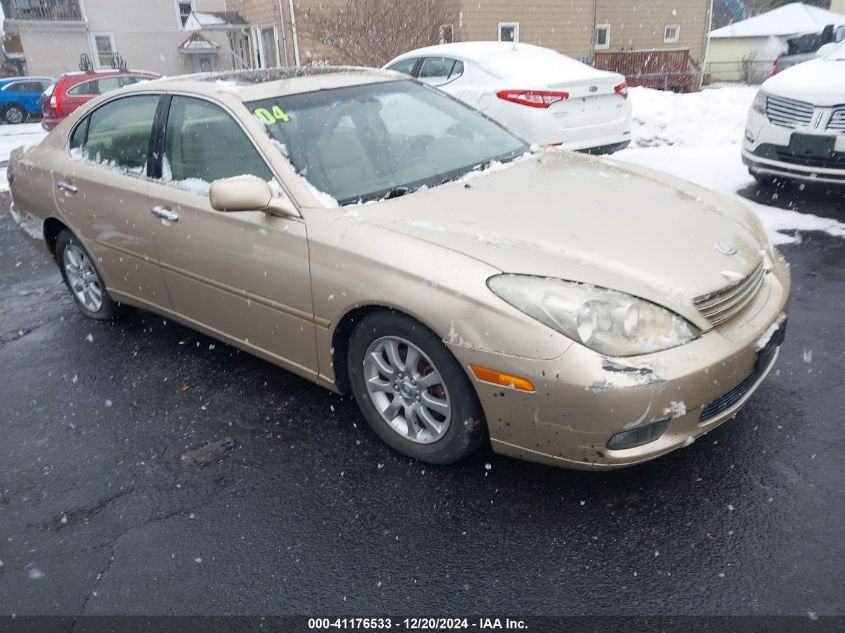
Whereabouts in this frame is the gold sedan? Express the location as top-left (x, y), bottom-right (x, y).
top-left (8, 68), bottom-right (790, 469)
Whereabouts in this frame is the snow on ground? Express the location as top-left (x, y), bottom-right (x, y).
top-left (0, 123), bottom-right (47, 193)
top-left (615, 86), bottom-right (845, 245)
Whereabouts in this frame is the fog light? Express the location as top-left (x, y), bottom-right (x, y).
top-left (607, 419), bottom-right (669, 450)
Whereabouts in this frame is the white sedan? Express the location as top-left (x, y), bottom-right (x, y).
top-left (743, 40), bottom-right (845, 185)
top-left (384, 42), bottom-right (632, 154)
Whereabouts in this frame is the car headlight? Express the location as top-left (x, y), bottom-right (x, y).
top-left (488, 275), bottom-right (699, 356)
top-left (752, 90), bottom-right (768, 115)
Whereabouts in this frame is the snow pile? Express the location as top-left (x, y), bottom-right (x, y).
top-left (0, 123), bottom-right (47, 193)
top-left (617, 86), bottom-right (845, 246)
top-left (629, 85), bottom-right (757, 148)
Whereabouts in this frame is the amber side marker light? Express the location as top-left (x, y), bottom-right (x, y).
top-left (469, 365), bottom-right (535, 393)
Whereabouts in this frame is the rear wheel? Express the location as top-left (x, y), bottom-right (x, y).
top-left (3, 104), bottom-right (26, 125)
top-left (347, 311), bottom-right (487, 465)
top-left (55, 229), bottom-right (121, 320)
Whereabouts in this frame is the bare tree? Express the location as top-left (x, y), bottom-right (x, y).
top-left (301, 0), bottom-right (459, 67)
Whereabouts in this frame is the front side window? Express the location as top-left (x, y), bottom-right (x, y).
top-left (75, 95), bottom-right (159, 175)
top-left (163, 96), bottom-right (273, 191)
top-left (250, 80), bottom-right (527, 205)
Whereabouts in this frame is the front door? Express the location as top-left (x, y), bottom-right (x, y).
top-left (52, 93), bottom-right (171, 311)
top-left (146, 95), bottom-right (316, 377)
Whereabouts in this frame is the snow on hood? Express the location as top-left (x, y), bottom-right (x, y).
top-left (333, 151), bottom-right (767, 327)
top-left (762, 55), bottom-right (845, 105)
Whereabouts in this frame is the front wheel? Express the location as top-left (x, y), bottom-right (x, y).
top-left (55, 229), bottom-right (121, 320)
top-left (3, 104), bottom-right (27, 125)
top-left (347, 312), bottom-right (487, 465)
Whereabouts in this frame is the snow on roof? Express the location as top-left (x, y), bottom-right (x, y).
top-left (710, 3), bottom-right (845, 39)
top-left (184, 11), bottom-right (247, 31)
top-left (394, 41), bottom-right (556, 64)
top-left (179, 32), bottom-right (219, 52)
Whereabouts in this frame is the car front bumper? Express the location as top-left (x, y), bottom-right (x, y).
top-left (743, 107), bottom-right (845, 184)
top-left (448, 249), bottom-right (791, 470)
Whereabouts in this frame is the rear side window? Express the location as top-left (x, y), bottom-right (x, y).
top-left (3, 81), bottom-right (44, 93)
top-left (76, 95), bottom-right (159, 175)
top-left (418, 57), bottom-right (464, 81)
top-left (162, 96), bottom-right (273, 190)
top-left (67, 75), bottom-right (149, 97)
top-left (387, 58), bottom-right (418, 76)
top-left (69, 117), bottom-right (89, 150)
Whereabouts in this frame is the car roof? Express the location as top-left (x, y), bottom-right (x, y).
top-left (389, 41), bottom-right (556, 64)
top-left (123, 66), bottom-right (404, 102)
top-left (59, 69), bottom-right (158, 81)
top-left (0, 76), bottom-right (52, 84)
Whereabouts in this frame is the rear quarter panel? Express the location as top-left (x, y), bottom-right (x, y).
top-left (9, 138), bottom-right (64, 255)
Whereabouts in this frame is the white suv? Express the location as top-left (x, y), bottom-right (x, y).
top-left (743, 40), bottom-right (845, 185)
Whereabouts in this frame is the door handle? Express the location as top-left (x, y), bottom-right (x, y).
top-left (151, 206), bottom-right (179, 222)
top-left (56, 181), bottom-right (77, 194)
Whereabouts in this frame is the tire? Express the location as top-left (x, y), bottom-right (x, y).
top-left (55, 229), bottom-right (121, 320)
top-left (3, 104), bottom-right (27, 125)
top-left (347, 311), bottom-right (487, 465)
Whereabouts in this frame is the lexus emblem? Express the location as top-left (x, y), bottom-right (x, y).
top-left (589, 85), bottom-right (598, 93)
top-left (714, 239), bottom-right (738, 256)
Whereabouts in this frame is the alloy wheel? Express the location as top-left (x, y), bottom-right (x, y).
top-left (62, 243), bottom-right (103, 312)
top-left (362, 336), bottom-right (452, 444)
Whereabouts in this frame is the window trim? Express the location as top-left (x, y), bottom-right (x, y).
top-left (595, 24), bottom-right (611, 50)
top-left (664, 24), bottom-right (680, 44)
top-left (65, 89), bottom-right (301, 215)
top-left (497, 21), bottom-right (519, 43)
top-left (175, 0), bottom-right (196, 31)
top-left (89, 32), bottom-right (117, 69)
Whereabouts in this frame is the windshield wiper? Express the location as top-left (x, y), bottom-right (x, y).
top-left (383, 186), bottom-right (410, 200)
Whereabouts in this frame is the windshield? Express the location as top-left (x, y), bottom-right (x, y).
top-left (248, 80), bottom-right (528, 205)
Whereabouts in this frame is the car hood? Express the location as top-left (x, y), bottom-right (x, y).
top-left (347, 151), bottom-right (767, 328)
top-left (763, 58), bottom-right (845, 105)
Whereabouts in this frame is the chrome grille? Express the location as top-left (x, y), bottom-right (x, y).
top-left (693, 261), bottom-right (767, 326)
top-left (765, 95), bottom-right (814, 129)
top-left (827, 106), bottom-right (845, 132)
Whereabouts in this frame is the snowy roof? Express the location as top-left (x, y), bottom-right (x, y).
top-left (184, 11), bottom-right (247, 31)
top-left (393, 41), bottom-right (550, 64)
top-left (179, 32), bottom-right (220, 53)
top-left (710, 3), bottom-right (845, 39)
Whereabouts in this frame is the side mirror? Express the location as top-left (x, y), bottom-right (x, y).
top-left (209, 177), bottom-right (298, 218)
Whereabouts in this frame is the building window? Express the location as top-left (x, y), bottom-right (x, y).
top-left (664, 24), bottom-right (680, 43)
top-left (252, 26), bottom-right (279, 69)
top-left (177, 1), bottom-right (196, 30)
top-left (498, 22), bottom-right (519, 43)
top-left (595, 24), bottom-right (610, 50)
top-left (90, 32), bottom-right (117, 69)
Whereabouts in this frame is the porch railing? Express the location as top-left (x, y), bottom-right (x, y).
top-left (2, 0), bottom-right (83, 21)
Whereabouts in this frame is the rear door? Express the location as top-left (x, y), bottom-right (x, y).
top-left (146, 95), bottom-right (316, 377)
top-left (51, 93), bottom-right (171, 311)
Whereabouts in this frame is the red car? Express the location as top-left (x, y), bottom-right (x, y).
top-left (41, 69), bottom-right (159, 131)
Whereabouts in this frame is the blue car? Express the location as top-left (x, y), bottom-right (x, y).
top-left (0, 76), bottom-right (53, 124)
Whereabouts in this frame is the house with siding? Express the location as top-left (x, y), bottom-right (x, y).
top-left (223, 0), bottom-right (712, 76)
top-left (0, 0), bottom-right (245, 77)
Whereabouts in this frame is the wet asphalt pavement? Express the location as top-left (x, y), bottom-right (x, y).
top-left (0, 184), bottom-right (844, 618)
